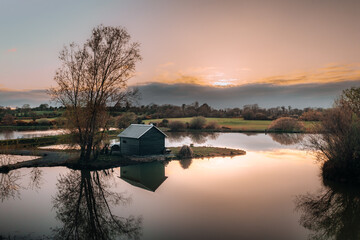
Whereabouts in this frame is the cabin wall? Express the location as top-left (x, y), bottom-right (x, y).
top-left (139, 128), bottom-right (165, 155)
top-left (120, 137), bottom-right (139, 155)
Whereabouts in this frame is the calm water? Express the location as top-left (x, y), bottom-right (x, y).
top-left (0, 129), bottom-right (66, 140)
top-left (0, 133), bottom-right (355, 240)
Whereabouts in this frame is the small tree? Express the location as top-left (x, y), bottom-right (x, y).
top-left (2, 114), bottom-right (15, 125)
top-left (117, 112), bottom-right (137, 129)
top-left (205, 121), bottom-right (219, 129)
top-left (49, 25), bottom-right (141, 160)
top-left (178, 145), bottom-right (193, 158)
top-left (189, 116), bottom-right (206, 129)
top-left (267, 117), bottom-right (305, 132)
top-left (168, 121), bottom-right (186, 131)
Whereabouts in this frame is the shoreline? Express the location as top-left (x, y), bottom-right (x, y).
top-left (0, 146), bottom-right (246, 173)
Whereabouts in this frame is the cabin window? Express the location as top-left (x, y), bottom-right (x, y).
top-left (123, 140), bottom-right (127, 143)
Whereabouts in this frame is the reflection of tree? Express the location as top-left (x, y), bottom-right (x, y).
top-left (3, 130), bottom-right (14, 140)
top-left (0, 155), bottom-right (45, 201)
top-left (52, 170), bottom-right (142, 240)
top-left (166, 132), bottom-right (188, 142)
top-left (189, 132), bottom-right (219, 144)
top-left (295, 181), bottom-right (360, 240)
top-left (0, 171), bottom-right (21, 202)
top-left (179, 158), bottom-right (192, 169)
top-left (0, 154), bottom-right (21, 201)
top-left (167, 132), bottom-right (220, 145)
top-left (269, 133), bottom-right (304, 145)
top-left (28, 168), bottom-right (43, 190)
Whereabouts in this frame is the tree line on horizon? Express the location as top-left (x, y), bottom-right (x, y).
top-left (0, 101), bottom-right (325, 127)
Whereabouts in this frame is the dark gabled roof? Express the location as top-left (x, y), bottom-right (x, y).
top-left (117, 124), bottom-right (167, 139)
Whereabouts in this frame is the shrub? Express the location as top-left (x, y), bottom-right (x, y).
top-left (255, 112), bottom-right (268, 120)
top-left (189, 116), bottom-right (206, 129)
top-left (16, 120), bottom-right (28, 126)
top-left (117, 112), bottom-right (137, 128)
top-left (37, 119), bottom-right (51, 126)
top-left (158, 119), bottom-right (169, 127)
top-left (242, 109), bottom-right (255, 120)
top-left (205, 121), bottom-right (219, 129)
top-left (169, 121), bottom-right (186, 131)
top-left (267, 117), bottom-right (305, 132)
top-left (300, 110), bottom-right (322, 121)
top-left (2, 114), bottom-right (15, 125)
top-left (309, 87), bottom-right (360, 184)
top-left (178, 145), bottom-right (193, 158)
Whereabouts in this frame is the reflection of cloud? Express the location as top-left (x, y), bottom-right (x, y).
top-left (258, 149), bottom-right (314, 163)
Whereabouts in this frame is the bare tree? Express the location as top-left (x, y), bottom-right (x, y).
top-left (49, 25), bottom-right (141, 160)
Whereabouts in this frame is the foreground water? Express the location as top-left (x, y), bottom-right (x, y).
top-left (0, 132), bottom-right (354, 239)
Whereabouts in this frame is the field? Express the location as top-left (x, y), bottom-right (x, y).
top-left (144, 117), bottom-right (317, 132)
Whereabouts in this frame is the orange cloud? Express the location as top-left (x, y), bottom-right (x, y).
top-left (258, 64), bottom-right (360, 85)
top-left (6, 48), bottom-right (17, 53)
top-left (148, 63), bottom-right (360, 87)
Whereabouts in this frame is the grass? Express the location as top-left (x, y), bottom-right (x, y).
top-left (169, 146), bottom-right (246, 158)
top-left (144, 117), bottom-right (317, 132)
top-left (0, 125), bottom-right (55, 131)
top-left (0, 135), bottom-right (63, 148)
top-left (0, 129), bottom-right (120, 149)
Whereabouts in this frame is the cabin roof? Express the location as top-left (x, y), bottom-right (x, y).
top-left (117, 124), bottom-right (167, 139)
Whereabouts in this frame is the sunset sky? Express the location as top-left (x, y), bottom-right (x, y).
top-left (1, 0), bottom-right (360, 108)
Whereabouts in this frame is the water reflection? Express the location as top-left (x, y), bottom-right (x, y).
top-left (167, 132), bottom-right (219, 145)
top-left (0, 155), bottom-right (42, 201)
top-left (52, 169), bottom-right (142, 240)
top-left (120, 162), bottom-right (167, 192)
top-left (179, 158), bottom-right (192, 169)
top-left (0, 169), bottom-right (21, 202)
top-left (296, 181), bottom-right (360, 240)
top-left (268, 133), bottom-right (304, 146)
top-left (0, 129), bottom-right (66, 140)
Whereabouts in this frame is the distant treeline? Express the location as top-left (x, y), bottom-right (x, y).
top-left (0, 102), bottom-right (324, 127)
top-left (109, 102), bottom-right (324, 121)
top-left (0, 104), bottom-right (64, 126)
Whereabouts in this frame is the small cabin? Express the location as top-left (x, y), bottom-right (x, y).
top-left (117, 124), bottom-right (167, 156)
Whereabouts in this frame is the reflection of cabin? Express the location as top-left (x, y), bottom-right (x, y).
top-left (120, 162), bottom-right (168, 192)
top-left (117, 124), bottom-right (167, 156)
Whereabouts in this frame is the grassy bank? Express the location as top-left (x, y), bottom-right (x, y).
top-left (0, 146), bottom-right (246, 173)
top-left (144, 117), bottom-right (317, 132)
top-left (0, 125), bottom-right (56, 131)
top-left (169, 146), bottom-right (246, 158)
top-left (0, 129), bottom-right (120, 149)
top-left (0, 135), bottom-right (65, 148)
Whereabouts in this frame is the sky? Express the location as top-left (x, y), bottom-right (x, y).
top-left (1, 0), bottom-right (360, 108)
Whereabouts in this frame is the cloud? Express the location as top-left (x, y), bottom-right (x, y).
top-left (6, 48), bottom-right (17, 53)
top-left (2, 77), bottom-right (360, 109)
top-left (0, 89), bottom-right (49, 107)
top-left (137, 80), bottom-right (360, 109)
top-left (151, 63), bottom-right (360, 87)
top-left (258, 64), bottom-right (360, 85)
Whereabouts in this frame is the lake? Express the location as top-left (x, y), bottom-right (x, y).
top-left (0, 129), bottom-right (66, 140)
top-left (0, 132), bottom-right (355, 239)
